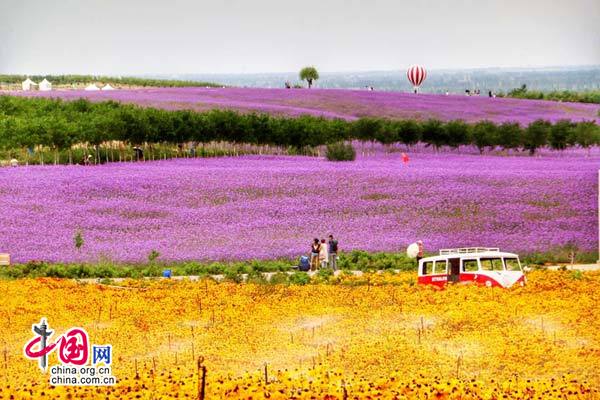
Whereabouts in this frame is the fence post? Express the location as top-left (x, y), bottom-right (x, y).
top-left (264, 363), bottom-right (268, 384)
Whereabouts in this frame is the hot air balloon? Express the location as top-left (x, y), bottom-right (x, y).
top-left (407, 65), bottom-right (427, 93)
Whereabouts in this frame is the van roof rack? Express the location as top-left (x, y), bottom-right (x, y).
top-left (439, 247), bottom-right (500, 255)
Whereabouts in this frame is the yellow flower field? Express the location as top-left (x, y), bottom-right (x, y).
top-left (0, 271), bottom-right (599, 399)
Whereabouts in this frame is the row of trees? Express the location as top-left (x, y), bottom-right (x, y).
top-left (0, 74), bottom-right (221, 88)
top-left (503, 84), bottom-right (600, 104)
top-left (0, 96), bottom-right (599, 157)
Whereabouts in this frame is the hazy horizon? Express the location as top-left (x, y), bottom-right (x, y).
top-left (1, 0), bottom-right (599, 75)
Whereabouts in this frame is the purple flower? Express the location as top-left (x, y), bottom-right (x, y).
top-left (0, 151), bottom-right (596, 264)
top-left (12, 87), bottom-right (600, 125)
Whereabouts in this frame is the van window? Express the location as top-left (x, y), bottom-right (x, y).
top-left (422, 261), bottom-right (433, 275)
top-left (463, 259), bottom-right (478, 272)
top-left (504, 258), bottom-right (521, 271)
top-left (480, 258), bottom-right (504, 271)
top-left (434, 260), bottom-right (447, 274)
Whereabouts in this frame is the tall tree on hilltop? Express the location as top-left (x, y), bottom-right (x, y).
top-left (299, 66), bottom-right (319, 88)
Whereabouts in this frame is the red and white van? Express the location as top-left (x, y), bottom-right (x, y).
top-left (418, 247), bottom-right (526, 288)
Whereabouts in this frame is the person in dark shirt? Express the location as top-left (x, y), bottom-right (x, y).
top-left (328, 235), bottom-right (339, 271)
top-left (310, 238), bottom-right (321, 271)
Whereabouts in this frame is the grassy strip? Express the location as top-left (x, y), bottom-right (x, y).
top-left (502, 86), bottom-right (600, 105)
top-left (0, 250), bottom-right (595, 280)
top-left (0, 74), bottom-right (221, 88)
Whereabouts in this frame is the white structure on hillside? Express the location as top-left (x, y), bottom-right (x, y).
top-left (85, 83), bottom-right (100, 91)
top-left (39, 78), bottom-right (52, 91)
top-left (101, 83), bottom-right (115, 91)
top-left (22, 78), bottom-right (38, 91)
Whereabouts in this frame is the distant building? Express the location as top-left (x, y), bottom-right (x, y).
top-left (101, 84), bottom-right (115, 91)
top-left (85, 84), bottom-right (100, 91)
top-left (22, 78), bottom-right (38, 91)
top-left (39, 78), bottom-right (52, 91)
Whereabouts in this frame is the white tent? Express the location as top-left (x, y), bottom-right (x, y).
top-left (21, 78), bottom-right (38, 91)
top-left (39, 78), bottom-right (52, 91)
top-left (85, 84), bottom-right (100, 91)
top-left (101, 83), bottom-right (115, 91)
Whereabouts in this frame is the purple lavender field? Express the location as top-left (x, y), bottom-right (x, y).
top-left (0, 152), bottom-right (596, 264)
top-left (16, 87), bottom-right (600, 124)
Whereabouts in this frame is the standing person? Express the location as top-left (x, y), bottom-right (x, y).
top-left (416, 240), bottom-right (424, 264)
top-left (133, 146), bottom-right (143, 161)
top-left (319, 238), bottom-right (329, 269)
top-left (401, 153), bottom-right (410, 164)
top-left (328, 235), bottom-right (339, 271)
top-left (310, 238), bottom-right (321, 271)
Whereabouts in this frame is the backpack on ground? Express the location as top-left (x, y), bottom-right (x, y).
top-left (299, 256), bottom-right (310, 271)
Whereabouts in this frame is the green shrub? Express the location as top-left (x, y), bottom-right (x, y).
top-left (246, 270), bottom-right (269, 284)
top-left (570, 270), bottom-right (584, 280)
top-left (314, 268), bottom-right (334, 283)
top-left (325, 142), bottom-right (356, 161)
top-left (269, 272), bottom-right (290, 285)
top-left (289, 272), bottom-right (310, 285)
top-left (74, 230), bottom-right (84, 250)
top-left (223, 269), bottom-right (244, 283)
top-left (99, 278), bottom-right (115, 285)
top-left (148, 250), bottom-right (160, 263)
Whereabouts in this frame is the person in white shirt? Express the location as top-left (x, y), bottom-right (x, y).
top-left (319, 238), bottom-right (329, 269)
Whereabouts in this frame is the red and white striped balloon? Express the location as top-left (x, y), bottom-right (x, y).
top-left (407, 65), bottom-right (427, 88)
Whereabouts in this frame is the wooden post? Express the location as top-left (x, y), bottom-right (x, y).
top-left (264, 363), bottom-right (268, 384)
top-left (134, 359), bottom-right (139, 379)
top-left (197, 357), bottom-right (206, 400)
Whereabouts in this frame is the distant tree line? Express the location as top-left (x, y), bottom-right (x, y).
top-left (0, 96), bottom-right (598, 161)
top-left (501, 84), bottom-right (600, 105)
top-left (0, 74), bottom-right (221, 88)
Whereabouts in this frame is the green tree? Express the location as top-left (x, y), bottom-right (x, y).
top-left (471, 121), bottom-right (496, 154)
top-left (421, 119), bottom-right (446, 150)
top-left (496, 122), bottom-right (522, 150)
top-left (523, 120), bottom-right (551, 155)
top-left (396, 120), bottom-right (422, 148)
top-left (549, 120), bottom-right (574, 151)
top-left (444, 120), bottom-right (471, 148)
top-left (571, 121), bottom-right (600, 153)
top-left (299, 66), bottom-right (319, 88)
top-left (351, 118), bottom-right (382, 142)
